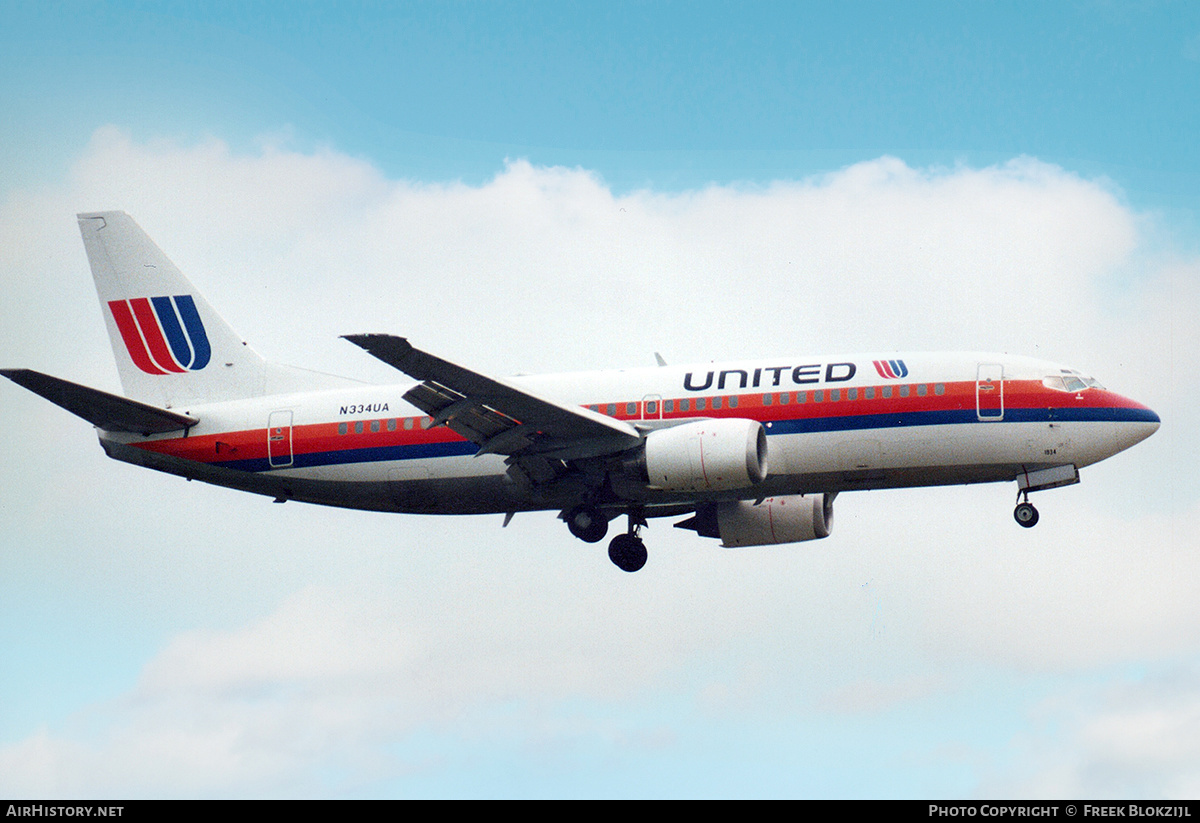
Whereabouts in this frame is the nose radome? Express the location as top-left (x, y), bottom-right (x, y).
top-left (1122, 400), bottom-right (1160, 449)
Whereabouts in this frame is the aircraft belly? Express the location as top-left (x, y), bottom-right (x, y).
top-left (265, 453), bottom-right (506, 484)
top-left (765, 420), bottom-right (1077, 473)
top-left (756, 421), bottom-right (1083, 494)
top-left (104, 439), bottom-right (525, 514)
top-left (103, 414), bottom-right (1151, 518)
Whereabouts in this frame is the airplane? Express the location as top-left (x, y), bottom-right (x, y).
top-left (2, 212), bottom-right (1161, 572)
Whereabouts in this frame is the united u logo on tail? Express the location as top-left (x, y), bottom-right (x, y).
top-left (872, 359), bottom-right (908, 379)
top-left (108, 295), bottom-right (211, 374)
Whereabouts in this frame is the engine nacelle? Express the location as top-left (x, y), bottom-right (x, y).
top-left (677, 494), bottom-right (835, 547)
top-left (643, 418), bottom-right (768, 492)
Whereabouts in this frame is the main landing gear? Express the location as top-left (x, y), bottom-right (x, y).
top-left (607, 510), bottom-right (648, 572)
top-left (563, 505), bottom-right (648, 571)
top-left (608, 528), bottom-right (648, 573)
top-left (564, 504), bottom-right (609, 543)
top-left (1013, 492), bottom-right (1039, 528)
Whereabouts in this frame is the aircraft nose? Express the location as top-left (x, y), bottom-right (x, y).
top-left (1120, 398), bottom-right (1160, 450)
top-left (1141, 406), bottom-right (1161, 436)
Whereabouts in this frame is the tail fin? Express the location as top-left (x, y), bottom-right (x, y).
top-left (79, 211), bottom-right (341, 407)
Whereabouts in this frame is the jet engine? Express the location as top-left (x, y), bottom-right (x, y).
top-left (643, 418), bottom-right (767, 492)
top-left (676, 494), bottom-right (835, 547)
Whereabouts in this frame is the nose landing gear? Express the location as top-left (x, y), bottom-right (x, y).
top-left (1014, 492), bottom-right (1039, 528)
top-left (1012, 465), bottom-right (1077, 528)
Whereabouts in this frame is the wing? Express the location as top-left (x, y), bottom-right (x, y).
top-left (341, 335), bottom-right (642, 464)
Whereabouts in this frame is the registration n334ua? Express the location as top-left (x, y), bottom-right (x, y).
top-left (3, 213), bottom-right (1161, 571)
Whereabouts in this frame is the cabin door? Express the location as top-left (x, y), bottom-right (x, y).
top-left (976, 364), bottom-right (1005, 421)
top-left (267, 410), bottom-right (294, 467)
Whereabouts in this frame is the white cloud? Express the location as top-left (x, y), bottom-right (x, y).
top-left (982, 664), bottom-right (1200, 798)
top-left (4, 128), bottom-right (1144, 372)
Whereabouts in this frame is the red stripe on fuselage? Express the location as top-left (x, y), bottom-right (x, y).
top-left (132, 417), bottom-right (467, 465)
top-left (129, 380), bottom-right (1151, 468)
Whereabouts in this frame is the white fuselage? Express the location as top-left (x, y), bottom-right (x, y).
top-left (98, 351), bottom-right (1160, 518)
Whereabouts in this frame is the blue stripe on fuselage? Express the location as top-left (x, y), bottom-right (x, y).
top-left (210, 438), bottom-right (478, 473)
top-left (765, 405), bottom-right (1158, 436)
top-left (206, 405), bottom-right (1158, 474)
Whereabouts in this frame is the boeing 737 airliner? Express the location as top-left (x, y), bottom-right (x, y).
top-left (3, 212), bottom-right (1160, 571)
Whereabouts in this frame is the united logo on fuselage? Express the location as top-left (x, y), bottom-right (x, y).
top-left (872, 359), bottom-right (908, 379)
top-left (108, 295), bottom-right (211, 375)
top-left (683, 362), bottom-right (857, 392)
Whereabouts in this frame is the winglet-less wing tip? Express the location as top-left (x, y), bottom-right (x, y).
top-left (341, 334), bottom-right (423, 376)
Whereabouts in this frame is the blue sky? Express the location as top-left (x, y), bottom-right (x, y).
top-left (5, 2), bottom-right (1200, 198)
top-left (1, 1), bottom-right (1199, 799)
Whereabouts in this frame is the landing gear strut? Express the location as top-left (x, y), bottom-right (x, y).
top-left (608, 511), bottom-right (648, 572)
top-left (1014, 492), bottom-right (1039, 528)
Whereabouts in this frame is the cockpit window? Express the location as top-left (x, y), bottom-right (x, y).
top-left (1043, 369), bottom-right (1104, 392)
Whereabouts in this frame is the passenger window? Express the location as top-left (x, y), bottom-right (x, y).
top-left (763, 393), bottom-right (773, 405)
top-left (830, 389), bottom-right (840, 402)
top-left (848, 388), bottom-right (857, 400)
top-left (626, 402), bottom-right (637, 416)
top-left (338, 422), bottom-right (347, 435)
top-left (729, 396), bottom-right (738, 408)
top-left (882, 386), bottom-right (892, 399)
top-left (355, 421), bottom-right (363, 434)
top-left (370, 420), bottom-right (380, 433)
top-left (865, 387), bottom-right (875, 399)
top-left (899, 385), bottom-right (909, 398)
top-left (679, 398), bottom-right (690, 412)
top-left (935, 384), bottom-right (945, 396)
top-left (664, 399), bottom-right (674, 413)
top-left (696, 398), bottom-right (707, 411)
top-left (814, 390), bottom-right (824, 403)
top-left (712, 397), bottom-right (723, 410)
top-left (917, 384), bottom-right (927, 397)
top-left (404, 417), bottom-right (414, 430)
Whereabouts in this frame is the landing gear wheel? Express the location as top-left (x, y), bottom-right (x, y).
top-left (565, 505), bottom-right (608, 543)
top-left (1014, 502), bottom-right (1039, 528)
top-left (608, 533), bottom-right (648, 573)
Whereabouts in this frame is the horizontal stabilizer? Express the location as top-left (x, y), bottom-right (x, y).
top-left (2, 369), bottom-right (198, 435)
